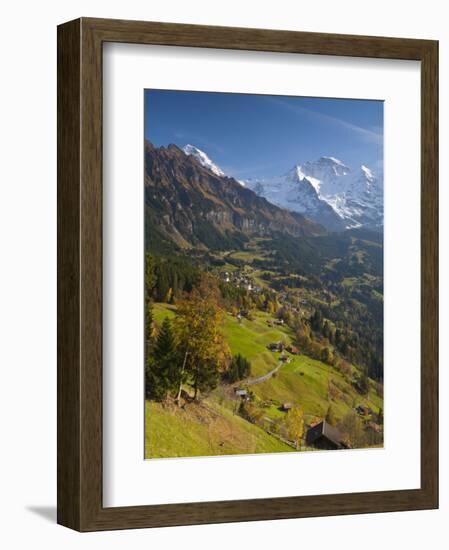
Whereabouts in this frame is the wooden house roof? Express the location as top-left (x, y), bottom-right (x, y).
top-left (306, 421), bottom-right (345, 448)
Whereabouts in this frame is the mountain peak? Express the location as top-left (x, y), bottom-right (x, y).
top-left (182, 144), bottom-right (225, 177)
top-left (285, 165), bottom-right (305, 183)
top-left (361, 164), bottom-right (375, 181)
top-left (144, 143), bottom-right (326, 249)
top-left (167, 143), bottom-right (183, 152)
top-left (322, 156), bottom-right (346, 167)
top-left (182, 143), bottom-right (201, 155)
top-left (299, 157), bottom-right (350, 183)
top-left (245, 155), bottom-right (382, 230)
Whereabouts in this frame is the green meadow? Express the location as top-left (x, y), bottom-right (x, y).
top-left (147, 303), bottom-right (383, 458)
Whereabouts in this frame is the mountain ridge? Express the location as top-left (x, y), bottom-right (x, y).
top-left (144, 141), bottom-right (326, 253)
top-left (245, 156), bottom-right (383, 230)
top-left (178, 144), bottom-right (383, 231)
top-left (182, 144), bottom-right (225, 177)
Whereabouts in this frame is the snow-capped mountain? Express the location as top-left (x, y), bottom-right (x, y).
top-left (245, 157), bottom-right (383, 230)
top-left (182, 144), bottom-right (225, 177)
top-left (181, 145), bottom-right (382, 231)
top-left (244, 166), bottom-right (346, 232)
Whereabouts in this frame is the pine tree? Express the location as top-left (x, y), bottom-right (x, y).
top-left (357, 366), bottom-right (369, 395)
top-left (310, 309), bottom-right (323, 332)
top-left (225, 354), bottom-right (251, 383)
top-left (145, 300), bottom-right (154, 357)
top-left (145, 317), bottom-right (179, 400)
top-left (145, 252), bottom-right (156, 360)
top-left (335, 328), bottom-right (342, 347)
top-left (157, 271), bottom-right (169, 302)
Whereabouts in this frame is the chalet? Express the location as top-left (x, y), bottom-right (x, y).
top-left (279, 355), bottom-right (290, 363)
top-left (286, 345), bottom-right (300, 355)
top-left (280, 402), bottom-right (292, 412)
top-left (274, 319), bottom-right (284, 326)
top-left (268, 341), bottom-right (284, 352)
top-left (306, 421), bottom-right (348, 450)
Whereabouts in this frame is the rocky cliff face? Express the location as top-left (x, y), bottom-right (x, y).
top-left (144, 141), bottom-right (326, 251)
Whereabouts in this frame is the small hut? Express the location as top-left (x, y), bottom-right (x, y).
top-left (286, 345), bottom-right (300, 355)
top-left (306, 421), bottom-right (348, 450)
top-left (268, 342), bottom-right (283, 352)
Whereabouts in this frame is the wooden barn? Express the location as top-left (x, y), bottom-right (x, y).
top-left (306, 421), bottom-right (348, 450)
top-left (268, 341), bottom-right (284, 352)
top-left (286, 345), bottom-right (300, 355)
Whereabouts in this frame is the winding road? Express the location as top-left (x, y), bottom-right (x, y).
top-left (246, 360), bottom-right (285, 386)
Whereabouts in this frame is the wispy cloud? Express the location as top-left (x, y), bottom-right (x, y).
top-left (266, 97), bottom-right (383, 145)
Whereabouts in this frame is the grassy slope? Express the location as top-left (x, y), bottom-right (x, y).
top-left (145, 399), bottom-right (293, 458)
top-left (153, 302), bottom-right (382, 419)
top-left (149, 304), bottom-right (297, 458)
top-left (154, 304), bottom-right (292, 378)
top-left (149, 302), bottom-right (383, 458)
top-left (221, 307), bottom-right (382, 423)
top-left (254, 356), bottom-right (382, 423)
top-left (223, 312), bottom-right (291, 377)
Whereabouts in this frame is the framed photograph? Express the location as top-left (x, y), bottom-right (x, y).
top-left (57, 17), bottom-right (438, 531)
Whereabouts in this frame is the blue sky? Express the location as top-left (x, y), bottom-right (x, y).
top-left (144, 89), bottom-right (383, 179)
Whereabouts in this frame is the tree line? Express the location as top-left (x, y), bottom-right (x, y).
top-left (309, 307), bottom-right (383, 382)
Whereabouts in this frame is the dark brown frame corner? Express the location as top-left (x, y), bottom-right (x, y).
top-left (57, 17), bottom-right (438, 532)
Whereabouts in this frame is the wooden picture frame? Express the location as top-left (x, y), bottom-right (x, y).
top-left (57, 17), bottom-right (438, 531)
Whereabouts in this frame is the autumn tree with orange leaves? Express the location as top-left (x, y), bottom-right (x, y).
top-left (174, 274), bottom-right (230, 400)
